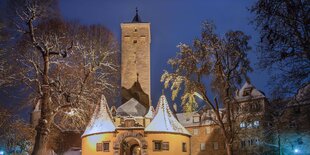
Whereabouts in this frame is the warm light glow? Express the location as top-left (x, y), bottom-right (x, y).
top-left (66, 109), bottom-right (76, 116)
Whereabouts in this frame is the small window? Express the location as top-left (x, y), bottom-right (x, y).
top-left (103, 142), bottom-right (109, 152)
top-left (289, 121), bottom-right (296, 128)
top-left (96, 143), bottom-right (103, 151)
top-left (213, 142), bottom-right (219, 150)
top-left (193, 128), bottom-right (199, 135)
top-left (153, 141), bottom-right (162, 151)
top-left (254, 121), bottom-right (260, 128)
top-left (133, 40), bottom-right (137, 43)
top-left (193, 116), bottom-right (200, 123)
top-left (243, 88), bottom-right (252, 96)
top-left (200, 143), bottom-right (206, 151)
top-left (162, 142), bottom-right (169, 150)
top-left (240, 122), bottom-right (246, 128)
top-left (182, 142), bottom-right (187, 152)
top-left (205, 127), bottom-right (210, 134)
top-left (247, 122), bottom-right (253, 128)
top-left (240, 140), bottom-right (246, 148)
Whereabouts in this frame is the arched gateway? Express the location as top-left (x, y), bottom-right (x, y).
top-left (113, 132), bottom-right (148, 155)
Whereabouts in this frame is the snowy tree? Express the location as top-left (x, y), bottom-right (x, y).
top-left (251, 0), bottom-right (310, 97)
top-left (4, 0), bottom-right (119, 154)
top-left (161, 21), bottom-right (252, 155)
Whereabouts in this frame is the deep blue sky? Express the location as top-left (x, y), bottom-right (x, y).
top-left (59, 0), bottom-right (269, 106)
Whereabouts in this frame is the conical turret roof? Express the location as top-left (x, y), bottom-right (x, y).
top-left (145, 95), bottom-right (191, 136)
top-left (82, 95), bottom-right (116, 137)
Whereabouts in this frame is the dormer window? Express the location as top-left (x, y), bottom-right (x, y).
top-left (243, 88), bottom-right (252, 96)
top-left (193, 116), bottom-right (200, 123)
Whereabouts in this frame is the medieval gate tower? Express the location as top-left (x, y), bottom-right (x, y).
top-left (121, 9), bottom-right (151, 102)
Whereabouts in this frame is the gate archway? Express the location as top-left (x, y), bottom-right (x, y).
top-left (113, 132), bottom-right (148, 155)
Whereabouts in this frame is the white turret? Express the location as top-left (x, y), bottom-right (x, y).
top-left (145, 95), bottom-right (191, 136)
top-left (82, 95), bottom-right (116, 137)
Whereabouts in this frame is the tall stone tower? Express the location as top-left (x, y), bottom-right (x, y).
top-left (121, 9), bottom-right (151, 102)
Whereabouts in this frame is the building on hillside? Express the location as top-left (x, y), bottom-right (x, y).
top-left (81, 9), bottom-right (191, 155)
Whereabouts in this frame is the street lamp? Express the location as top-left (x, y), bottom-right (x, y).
top-left (294, 148), bottom-right (300, 154)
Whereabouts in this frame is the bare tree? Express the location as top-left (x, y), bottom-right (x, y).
top-left (161, 21), bottom-right (252, 155)
top-left (4, 0), bottom-right (119, 154)
top-left (251, 0), bottom-right (310, 97)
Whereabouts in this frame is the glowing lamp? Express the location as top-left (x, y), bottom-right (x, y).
top-left (294, 149), bottom-right (300, 153)
top-left (0, 151), bottom-right (4, 155)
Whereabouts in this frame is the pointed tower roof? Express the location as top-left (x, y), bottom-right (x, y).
top-left (132, 8), bottom-right (142, 23)
top-left (145, 95), bottom-right (191, 136)
top-left (144, 106), bottom-right (154, 118)
top-left (82, 95), bottom-right (116, 137)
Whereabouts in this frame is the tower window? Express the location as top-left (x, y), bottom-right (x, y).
top-left (153, 140), bottom-right (162, 151)
top-left (96, 143), bottom-right (103, 151)
top-left (103, 142), bottom-right (110, 152)
top-left (134, 28), bottom-right (138, 32)
top-left (182, 142), bottom-right (187, 152)
top-left (133, 40), bottom-right (137, 43)
top-left (162, 142), bottom-right (169, 150)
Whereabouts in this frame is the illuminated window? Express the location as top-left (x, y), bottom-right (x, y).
top-left (254, 121), bottom-right (260, 128)
top-left (200, 143), bottom-right (206, 151)
top-left (193, 116), bottom-right (200, 123)
top-left (96, 143), bottom-right (103, 152)
top-left (247, 122), bottom-right (253, 128)
top-left (162, 142), bottom-right (169, 150)
top-left (103, 142), bottom-right (109, 152)
top-left (153, 141), bottom-right (162, 151)
top-left (182, 142), bottom-right (187, 152)
top-left (240, 122), bottom-right (246, 128)
top-left (193, 128), bottom-right (199, 135)
top-left (213, 142), bottom-right (218, 150)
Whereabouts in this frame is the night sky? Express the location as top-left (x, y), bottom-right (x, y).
top-left (60, 0), bottom-right (269, 106)
top-left (0, 0), bottom-right (270, 111)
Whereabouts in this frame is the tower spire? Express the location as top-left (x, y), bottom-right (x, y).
top-left (132, 7), bottom-right (142, 23)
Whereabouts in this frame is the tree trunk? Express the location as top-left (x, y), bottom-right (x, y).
top-left (32, 55), bottom-right (52, 155)
top-left (226, 142), bottom-right (233, 155)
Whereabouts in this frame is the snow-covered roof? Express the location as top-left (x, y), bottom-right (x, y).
top-left (235, 82), bottom-right (265, 101)
top-left (176, 109), bottom-right (224, 127)
top-left (145, 95), bottom-right (191, 136)
top-left (144, 106), bottom-right (154, 118)
top-left (82, 95), bottom-right (116, 137)
top-left (116, 98), bottom-right (147, 116)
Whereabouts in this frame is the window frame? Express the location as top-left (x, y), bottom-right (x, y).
top-left (200, 143), bottom-right (206, 151)
top-left (162, 142), bottom-right (169, 151)
top-left (182, 142), bottom-right (187, 152)
top-left (153, 140), bottom-right (162, 151)
top-left (96, 143), bottom-right (103, 152)
top-left (103, 141), bottom-right (110, 152)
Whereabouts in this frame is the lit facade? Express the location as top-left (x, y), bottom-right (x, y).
top-left (81, 10), bottom-right (191, 155)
